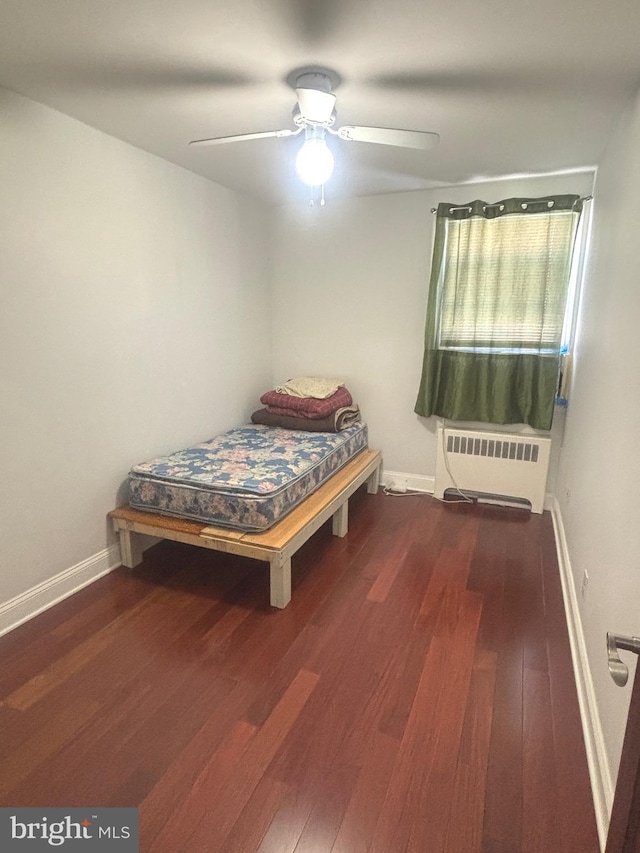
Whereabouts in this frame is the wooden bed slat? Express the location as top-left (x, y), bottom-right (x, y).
top-left (109, 448), bottom-right (381, 609)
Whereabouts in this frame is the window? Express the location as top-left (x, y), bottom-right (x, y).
top-left (437, 208), bottom-right (579, 352)
top-left (414, 195), bottom-right (584, 431)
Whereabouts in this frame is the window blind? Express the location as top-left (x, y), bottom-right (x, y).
top-left (437, 209), bottom-right (579, 351)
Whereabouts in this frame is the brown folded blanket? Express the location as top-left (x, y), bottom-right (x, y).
top-left (260, 385), bottom-right (353, 418)
top-left (251, 406), bottom-right (361, 433)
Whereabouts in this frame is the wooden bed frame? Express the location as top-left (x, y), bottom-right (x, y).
top-left (108, 448), bottom-right (381, 609)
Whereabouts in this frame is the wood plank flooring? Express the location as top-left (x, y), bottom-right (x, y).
top-left (0, 490), bottom-right (600, 852)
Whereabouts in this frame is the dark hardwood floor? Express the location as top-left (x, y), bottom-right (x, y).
top-left (0, 490), bottom-right (600, 852)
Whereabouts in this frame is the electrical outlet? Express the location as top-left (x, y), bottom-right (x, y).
top-left (581, 570), bottom-right (589, 601)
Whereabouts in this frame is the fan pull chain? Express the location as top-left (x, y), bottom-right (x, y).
top-left (308, 184), bottom-right (327, 207)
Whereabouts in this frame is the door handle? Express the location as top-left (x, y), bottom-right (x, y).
top-left (607, 632), bottom-right (640, 687)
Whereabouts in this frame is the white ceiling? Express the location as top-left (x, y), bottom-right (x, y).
top-left (1, 0), bottom-right (640, 205)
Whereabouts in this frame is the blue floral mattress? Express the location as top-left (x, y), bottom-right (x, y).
top-left (128, 422), bottom-right (368, 532)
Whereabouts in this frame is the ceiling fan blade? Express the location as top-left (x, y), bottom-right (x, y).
top-left (189, 128), bottom-right (301, 147)
top-left (296, 87), bottom-right (336, 123)
top-left (336, 126), bottom-right (440, 150)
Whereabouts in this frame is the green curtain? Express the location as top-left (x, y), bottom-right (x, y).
top-left (414, 195), bottom-right (582, 431)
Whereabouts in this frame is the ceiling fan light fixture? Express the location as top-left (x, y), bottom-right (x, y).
top-left (295, 136), bottom-right (334, 187)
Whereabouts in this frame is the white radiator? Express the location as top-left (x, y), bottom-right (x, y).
top-left (434, 425), bottom-right (551, 513)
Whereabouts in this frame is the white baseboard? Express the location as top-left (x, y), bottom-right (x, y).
top-left (381, 468), bottom-right (435, 494)
top-left (0, 545), bottom-right (122, 638)
top-left (551, 496), bottom-right (613, 851)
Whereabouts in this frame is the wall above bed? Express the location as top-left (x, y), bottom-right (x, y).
top-left (0, 86), bottom-right (272, 612)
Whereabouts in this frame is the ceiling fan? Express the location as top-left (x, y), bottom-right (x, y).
top-left (189, 68), bottom-right (439, 189)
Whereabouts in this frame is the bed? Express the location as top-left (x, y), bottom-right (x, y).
top-left (109, 422), bottom-right (381, 608)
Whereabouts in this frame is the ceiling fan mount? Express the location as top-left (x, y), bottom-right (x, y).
top-left (292, 70), bottom-right (338, 127)
top-left (293, 70), bottom-right (334, 93)
top-left (285, 66), bottom-right (342, 94)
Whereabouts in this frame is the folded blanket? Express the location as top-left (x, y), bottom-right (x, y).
top-left (274, 376), bottom-right (344, 399)
top-left (251, 406), bottom-right (361, 433)
top-left (260, 385), bottom-right (353, 418)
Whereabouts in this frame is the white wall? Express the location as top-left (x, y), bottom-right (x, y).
top-left (270, 172), bottom-right (593, 481)
top-left (555, 85), bottom-right (640, 799)
top-left (0, 87), bottom-right (271, 606)
top-left (2, 72), bottom-right (636, 836)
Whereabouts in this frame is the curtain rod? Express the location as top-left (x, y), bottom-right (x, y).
top-left (430, 195), bottom-right (593, 213)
